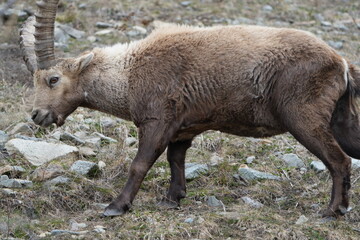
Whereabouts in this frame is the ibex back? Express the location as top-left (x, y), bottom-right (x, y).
top-left (20, 0), bottom-right (360, 217)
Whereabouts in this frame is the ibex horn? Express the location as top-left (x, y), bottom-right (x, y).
top-left (20, 0), bottom-right (59, 75)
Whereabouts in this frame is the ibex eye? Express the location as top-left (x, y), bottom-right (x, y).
top-left (49, 76), bottom-right (59, 86)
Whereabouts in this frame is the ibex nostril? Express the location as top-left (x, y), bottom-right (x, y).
top-left (31, 110), bottom-right (38, 120)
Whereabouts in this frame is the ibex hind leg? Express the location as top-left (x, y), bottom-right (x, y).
top-left (158, 139), bottom-right (192, 209)
top-left (281, 107), bottom-right (351, 217)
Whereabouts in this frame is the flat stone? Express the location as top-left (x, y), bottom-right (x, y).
top-left (95, 29), bottom-right (115, 36)
top-left (125, 137), bottom-right (137, 146)
top-left (0, 130), bottom-right (8, 149)
top-left (57, 24), bottom-right (86, 39)
top-left (246, 156), bottom-right (255, 164)
top-left (241, 196), bottom-right (264, 208)
top-left (180, 1), bottom-right (192, 7)
top-left (238, 167), bottom-right (281, 181)
top-left (1, 188), bottom-right (17, 196)
top-left (93, 132), bottom-right (118, 143)
top-left (185, 163), bottom-right (209, 180)
top-left (310, 161), bottom-right (326, 172)
top-left (262, 5), bottom-right (273, 12)
top-left (45, 176), bottom-right (70, 186)
top-left (54, 26), bottom-right (70, 44)
top-left (0, 165), bottom-right (25, 176)
top-left (206, 196), bottom-right (223, 207)
top-left (70, 160), bottom-right (100, 177)
top-left (5, 139), bottom-right (78, 166)
top-left (282, 153), bottom-right (305, 168)
top-left (31, 164), bottom-right (64, 181)
top-left (0, 179), bottom-right (33, 188)
top-left (60, 132), bottom-right (85, 145)
top-left (13, 134), bottom-right (42, 141)
top-left (184, 217), bottom-right (194, 223)
top-left (96, 22), bottom-right (114, 29)
top-left (321, 21), bottom-right (332, 27)
top-left (295, 215), bottom-right (309, 225)
top-left (51, 230), bottom-right (83, 236)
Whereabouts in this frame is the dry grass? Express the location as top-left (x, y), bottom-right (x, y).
top-left (0, 0), bottom-right (360, 239)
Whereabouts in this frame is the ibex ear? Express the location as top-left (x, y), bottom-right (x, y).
top-left (75, 52), bottom-right (94, 73)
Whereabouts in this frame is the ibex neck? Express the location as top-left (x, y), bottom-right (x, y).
top-left (80, 46), bottom-right (132, 121)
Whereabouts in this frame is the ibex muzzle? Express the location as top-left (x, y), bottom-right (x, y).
top-left (20, 0), bottom-right (360, 218)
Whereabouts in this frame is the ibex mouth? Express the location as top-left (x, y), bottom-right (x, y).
top-left (31, 109), bottom-right (58, 128)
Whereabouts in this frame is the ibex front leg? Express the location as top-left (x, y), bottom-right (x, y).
top-left (103, 121), bottom-right (171, 216)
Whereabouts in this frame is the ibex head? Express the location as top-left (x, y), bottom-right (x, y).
top-left (20, 0), bottom-right (93, 127)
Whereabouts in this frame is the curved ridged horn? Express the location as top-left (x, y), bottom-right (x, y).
top-left (34, 0), bottom-right (60, 70)
top-left (19, 16), bottom-right (38, 75)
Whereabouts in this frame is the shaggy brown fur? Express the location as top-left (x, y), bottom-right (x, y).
top-left (28, 24), bottom-right (360, 218)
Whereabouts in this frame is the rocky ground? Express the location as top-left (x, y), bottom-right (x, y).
top-left (0, 0), bottom-right (360, 239)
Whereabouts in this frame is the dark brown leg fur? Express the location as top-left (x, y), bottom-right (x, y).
top-left (158, 139), bottom-right (192, 208)
top-left (282, 108), bottom-right (351, 217)
top-left (103, 121), bottom-right (172, 216)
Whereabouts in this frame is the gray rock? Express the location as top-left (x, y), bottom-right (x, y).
top-left (310, 161), bottom-right (326, 172)
top-left (70, 220), bottom-right (87, 231)
top-left (333, 22), bottom-right (349, 31)
top-left (51, 230), bottom-right (82, 236)
top-left (60, 132), bottom-right (85, 145)
top-left (5, 139), bottom-right (78, 166)
top-left (58, 24), bottom-right (85, 39)
top-left (206, 196), bottom-right (223, 207)
top-left (246, 156), bottom-right (255, 164)
top-left (93, 225), bottom-right (106, 233)
top-left (313, 13), bottom-right (325, 22)
top-left (327, 40), bottom-right (343, 49)
top-left (180, 1), bottom-right (192, 7)
top-left (282, 153), bottom-right (305, 168)
top-left (46, 176), bottom-right (70, 185)
top-left (0, 130), bottom-right (8, 149)
top-left (78, 3), bottom-right (87, 9)
top-left (1, 188), bottom-right (17, 196)
top-left (95, 29), bottom-right (115, 36)
top-left (31, 164), bottom-right (64, 181)
top-left (87, 36), bottom-right (97, 42)
top-left (184, 217), bottom-right (194, 223)
top-left (295, 215), bottom-right (309, 225)
top-left (3, 9), bottom-right (28, 21)
top-left (125, 137), bottom-right (137, 146)
top-left (96, 22), bottom-right (114, 29)
top-left (70, 160), bottom-right (100, 177)
top-left (321, 21), bottom-right (332, 27)
top-left (93, 132), bottom-right (118, 143)
top-left (238, 167), bottom-right (281, 181)
top-left (352, 158), bottom-right (360, 169)
top-left (84, 137), bottom-right (102, 148)
top-left (100, 117), bottom-right (116, 128)
top-left (79, 146), bottom-right (97, 157)
top-left (0, 165), bottom-right (25, 176)
top-left (262, 5), bottom-right (273, 12)
top-left (241, 196), bottom-right (264, 208)
top-left (185, 163), bottom-right (209, 180)
top-left (8, 122), bottom-right (33, 135)
top-left (0, 175), bottom-right (9, 181)
top-left (0, 178), bottom-right (33, 188)
top-left (54, 26), bottom-right (70, 44)
top-left (126, 26), bottom-right (147, 37)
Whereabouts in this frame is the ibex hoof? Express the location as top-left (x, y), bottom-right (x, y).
top-left (157, 199), bottom-right (180, 209)
top-left (103, 205), bottom-right (126, 217)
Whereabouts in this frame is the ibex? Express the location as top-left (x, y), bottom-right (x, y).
top-left (20, 0), bottom-right (360, 217)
